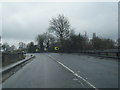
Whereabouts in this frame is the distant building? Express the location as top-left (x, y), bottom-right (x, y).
top-left (93, 33), bottom-right (96, 38)
top-left (84, 32), bottom-right (87, 37)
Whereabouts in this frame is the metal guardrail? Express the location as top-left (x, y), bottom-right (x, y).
top-left (80, 50), bottom-right (120, 59)
top-left (0, 55), bottom-right (35, 74)
top-left (70, 49), bottom-right (120, 59)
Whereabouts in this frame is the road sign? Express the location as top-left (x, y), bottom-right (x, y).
top-left (54, 47), bottom-right (59, 51)
top-left (44, 48), bottom-right (48, 51)
top-left (36, 49), bottom-right (39, 52)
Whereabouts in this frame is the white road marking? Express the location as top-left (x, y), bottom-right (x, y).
top-left (73, 78), bottom-right (78, 81)
top-left (77, 71), bottom-right (80, 72)
top-left (77, 70), bottom-right (87, 80)
top-left (47, 54), bottom-right (98, 90)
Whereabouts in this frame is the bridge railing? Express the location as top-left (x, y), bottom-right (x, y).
top-left (71, 49), bottom-right (120, 59)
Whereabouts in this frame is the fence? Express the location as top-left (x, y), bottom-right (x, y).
top-left (70, 49), bottom-right (120, 59)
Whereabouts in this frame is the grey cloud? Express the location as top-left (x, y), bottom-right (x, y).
top-left (1, 2), bottom-right (118, 46)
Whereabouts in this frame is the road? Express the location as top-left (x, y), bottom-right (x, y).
top-left (2, 53), bottom-right (118, 88)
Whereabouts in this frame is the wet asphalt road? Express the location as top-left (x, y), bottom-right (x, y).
top-left (2, 53), bottom-right (118, 88)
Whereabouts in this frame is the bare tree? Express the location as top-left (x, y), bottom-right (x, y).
top-left (36, 34), bottom-right (46, 52)
top-left (27, 42), bottom-right (36, 53)
top-left (2, 42), bottom-right (10, 52)
top-left (36, 32), bottom-right (55, 52)
top-left (48, 14), bottom-right (71, 42)
top-left (43, 32), bottom-right (55, 49)
top-left (10, 45), bottom-right (16, 51)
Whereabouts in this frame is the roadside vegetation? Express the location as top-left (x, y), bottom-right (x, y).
top-left (1, 14), bottom-right (119, 53)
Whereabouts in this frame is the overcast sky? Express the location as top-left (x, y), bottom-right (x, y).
top-left (1, 2), bottom-right (118, 47)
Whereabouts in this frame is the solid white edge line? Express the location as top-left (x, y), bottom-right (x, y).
top-left (47, 54), bottom-right (98, 90)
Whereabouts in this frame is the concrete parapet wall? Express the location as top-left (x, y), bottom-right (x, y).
top-left (2, 53), bottom-right (25, 67)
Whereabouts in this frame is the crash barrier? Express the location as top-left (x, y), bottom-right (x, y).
top-left (71, 49), bottom-right (120, 59)
top-left (1, 55), bottom-right (35, 75)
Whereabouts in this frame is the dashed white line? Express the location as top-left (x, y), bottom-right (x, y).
top-left (47, 54), bottom-right (98, 90)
